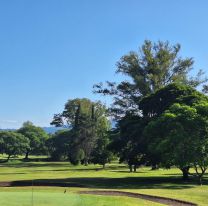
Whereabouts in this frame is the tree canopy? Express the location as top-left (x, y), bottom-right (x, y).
top-left (94, 40), bottom-right (206, 117)
top-left (51, 98), bottom-right (111, 166)
top-left (144, 101), bottom-right (208, 184)
top-left (18, 121), bottom-right (49, 159)
top-left (0, 131), bottom-right (29, 161)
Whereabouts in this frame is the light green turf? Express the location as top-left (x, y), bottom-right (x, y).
top-left (0, 156), bottom-right (207, 205)
top-left (0, 191), bottom-right (162, 206)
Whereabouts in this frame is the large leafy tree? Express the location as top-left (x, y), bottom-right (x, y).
top-left (0, 131), bottom-right (29, 162)
top-left (94, 40), bottom-right (206, 116)
top-left (18, 121), bottom-right (49, 159)
top-left (144, 100), bottom-right (208, 184)
top-left (141, 84), bottom-right (208, 170)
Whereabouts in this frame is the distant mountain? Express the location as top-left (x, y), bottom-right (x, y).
top-left (0, 127), bottom-right (66, 134)
top-left (42, 127), bottom-right (67, 134)
top-left (0, 128), bottom-right (16, 132)
top-left (0, 121), bottom-right (115, 134)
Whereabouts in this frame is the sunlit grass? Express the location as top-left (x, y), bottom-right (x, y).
top-left (0, 191), bottom-right (163, 206)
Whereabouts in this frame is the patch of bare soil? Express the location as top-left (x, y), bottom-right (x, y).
top-left (79, 190), bottom-right (198, 206)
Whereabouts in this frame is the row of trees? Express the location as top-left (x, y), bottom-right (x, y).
top-left (0, 122), bottom-right (49, 161)
top-left (0, 110), bottom-right (113, 168)
top-left (0, 100), bottom-right (113, 168)
top-left (48, 40), bottom-right (208, 184)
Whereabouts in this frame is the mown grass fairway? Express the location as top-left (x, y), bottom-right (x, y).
top-left (0, 190), bottom-right (163, 206)
top-left (0, 158), bottom-right (207, 205)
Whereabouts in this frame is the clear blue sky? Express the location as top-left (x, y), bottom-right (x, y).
top-left (0, 0), bottom-right (208, 128)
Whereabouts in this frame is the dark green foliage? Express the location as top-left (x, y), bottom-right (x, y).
top-left (140, 83), bottom-right (208, 118)
top-left (69, 148), bottom-right (85, 165)
top-left (47, 130), bottom-right (71, 161)
top-left (51, 98), bottom-right (111, 166)
top-left (91, 131), bottom-right (113, 168)
top-left (144, 97), bottom-right (208, 184)
top-left (0, 131), bottom-right (29, 161)
top-left (18, 121), bottom-right (49, 159)
top-left (109, 114), bottom-right (147, 172)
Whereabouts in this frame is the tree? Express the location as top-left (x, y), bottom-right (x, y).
top-left (189, 102), bottom-right (208, 184)
top-left (109, 114), bottom-right (147, 172)
top-left (94, 40), bottom-right (206, 116)
top-left (144, 102), bottom-right (208, 184)
top-left (91, 117), bottom-right (113, 168)
top-left (51, 98), bottom-right (110, 165)
top-left (0, 131), bottom-right (29, 161)
top-left (18, 121), bottom-right (49, 159)
top-left (91, 142), bottom-right (113, 168)
top-left (140, 83), bottom-right (208, 170)
top-left (47, 130), bottom-right (71, 161)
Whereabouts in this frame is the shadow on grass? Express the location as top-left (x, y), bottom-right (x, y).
top-left (29, 168), bottom-right (105, 172)
top-left (0, 162), bottom-right (68, 168)
top-left (4, 176), bottom-right (206, 190)
top-left (0, 172), bottom-right (26, 175)
top-left (110, 170), bottom-right (146, 173)
top-left (0, 162), bottom-right (127, 171)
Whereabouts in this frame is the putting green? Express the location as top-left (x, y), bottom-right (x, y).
top-left (0, 190), bottom-right (163, 206)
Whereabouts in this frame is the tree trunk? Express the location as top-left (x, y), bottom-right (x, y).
top-left (193, 164), bottom-right (206, 185)
top-left (151, 164), bottom-right (159, 170)
top-left (129, 165), bottom-right (133, 172)
top-left (84, 159), bottom-right (88, 166)
top-left (198, 175), bottom-right (202, 185)
top-left (181, 166), bottom-right (190, 180)
top-left (103, 164), bottom-right (105, 169)
top-left (133, 165), bottom-right (137, 172)
top-left (25, 151), bottom-right (29, 160)
top-left (6, 154), bottom-right (11, 162)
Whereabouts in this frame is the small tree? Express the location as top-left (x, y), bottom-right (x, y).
top-left (47, 130), bottom-right (71, 161)
top-left (109, 114), bottom-right (147, 172)
top-left (0, 131), bottom-right (29, 161)
top-left (68, 148), bottom-right (85, 165)
top-left (91, 132), bottom-right (113, 169)
top-left (18, 121), bottom-right (49, 159)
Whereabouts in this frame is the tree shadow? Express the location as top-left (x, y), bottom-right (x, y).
top-left (0, 172), bottom-right (26, 175)
top-left (110, 170), bottom-right (146, 173)
top-left (5, 176), bottom-right (204, 190)
top-left (0, 162), bottom-right (68, 168)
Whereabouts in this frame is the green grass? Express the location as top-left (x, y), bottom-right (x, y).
top-left (0, 156), bottom-right (207, 205)
top-left (0, 190), bottom-right (163, 206)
